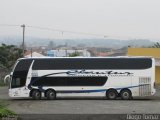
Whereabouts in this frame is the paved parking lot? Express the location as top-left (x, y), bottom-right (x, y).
top-left (0, 86), bottom-right (160, 114)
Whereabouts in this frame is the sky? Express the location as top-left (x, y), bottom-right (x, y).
top-left (0, 0), bottom-right (160, 40)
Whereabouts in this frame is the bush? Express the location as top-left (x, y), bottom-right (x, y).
top-left (69, 52), bottom-right (81, 57)
top-left (0, 80), bottom-right (6, 86)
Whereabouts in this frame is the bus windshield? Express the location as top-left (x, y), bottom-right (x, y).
top-left (11, 59), bottom-right (32, 88)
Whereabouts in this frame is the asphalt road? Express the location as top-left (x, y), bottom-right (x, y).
top-left (0, 87), bottom-right (160, 114)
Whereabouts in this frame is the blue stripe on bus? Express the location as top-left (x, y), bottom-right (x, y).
top-left (56, 84), bottom-right (149, 93)
top-left (57, 89), bottom-right (107, 93)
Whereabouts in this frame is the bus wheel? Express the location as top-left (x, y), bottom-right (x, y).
top-left (106, 89), bottom-right (118, 100)
top-left (120, 89), bottom-right (132, 100)
top-left (46, 90), bottom-right (56, 100)
top-left (32, 90), bottom-right (41, 100)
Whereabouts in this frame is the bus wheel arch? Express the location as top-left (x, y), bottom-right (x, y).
top-left (30, 89), bottom-right (41, 100)
top-left (29, 89), bottom-right (37, 97)
top-left (45, 89), bottom-right (56, 100)
top-left (106, 88), bottom-right (118, 100)
top-left (120, 88), bottom-right (132, 100)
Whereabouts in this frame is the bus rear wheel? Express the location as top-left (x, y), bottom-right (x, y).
top-left (120, 89), bottom-right (132, 100)
top-left (46, 90), bottom-right (56, 100)
top-left (106, 89), bottom-right (118, 100)
top-left (32, 90), bottom-right (41, 100)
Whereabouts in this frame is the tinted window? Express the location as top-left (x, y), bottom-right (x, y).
top-left (11, 77), bottom-right (24, 88)
top-left (32, 58), bottom-right (152, 70)
top-left (31, 76), bottom-right (107, 86)
top-left (11, 59), bottom-right (32, 88)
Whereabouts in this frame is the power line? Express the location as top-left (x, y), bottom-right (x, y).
top-left (0, 24), bottom-right (108, 38)
top-left (0, 24), bottom-right (20, 27)
top-left (26, 25), bottom-right (107, 38)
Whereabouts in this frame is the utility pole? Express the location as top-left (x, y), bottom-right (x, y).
top-left (31, 48), bottom-right (32, 58)
top-left (21, 24), bottom-right (25, 57)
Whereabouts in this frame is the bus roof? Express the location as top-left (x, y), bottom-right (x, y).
top-left (18, 56), bottom-right (153, 61)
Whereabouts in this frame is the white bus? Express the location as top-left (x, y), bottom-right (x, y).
top-left (5, 57), bottom-right (156, 100)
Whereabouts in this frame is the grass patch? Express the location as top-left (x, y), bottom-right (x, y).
top-left (0, 106), bottom-right (16, 117)
top-left (0, 100), bottom-right (17, 118)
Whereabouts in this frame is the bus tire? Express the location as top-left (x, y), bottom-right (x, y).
top-left (120, 89), bottom-right (132, 100)
top-left (32, 90), bottom-right (41, 100)
top-left (106, 89), bottom-right (118, 100)
top-left (46, 89), bottom-right (56, 100)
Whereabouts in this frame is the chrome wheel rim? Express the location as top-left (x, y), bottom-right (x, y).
top-left (109, 92), bottom-right (115, 99)
top-left (50, 92), bottom-right (54, 97)
top-left (123, 92), bottom-right (129, 99)
top-left (36, 92), bottom-right (40, 97)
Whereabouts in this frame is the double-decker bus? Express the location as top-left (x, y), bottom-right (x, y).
top-left (4, 57), bottom-right (156, 100)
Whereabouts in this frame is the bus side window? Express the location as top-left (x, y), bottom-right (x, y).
top-left (16, 78), bottom-right (21, 86)
top-left (11, 77), bottom-right (21, 88)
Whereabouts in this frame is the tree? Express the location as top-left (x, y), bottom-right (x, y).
top-left (0, 44), bottom-right (23, 70)
top-left (69, 52), bottom-right (81, 57)
top-left (152, 42), bottom-right (160, 48)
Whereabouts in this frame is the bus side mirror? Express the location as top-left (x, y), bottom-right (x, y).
top-left (10, 72), bottom-right (13, 76)
top-left (4, 74), bottom-right (10, 84)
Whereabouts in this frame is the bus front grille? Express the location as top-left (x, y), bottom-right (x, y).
top-left (139, 77), bottom-right (151, 96)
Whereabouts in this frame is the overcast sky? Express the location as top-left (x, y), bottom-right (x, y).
top-left (0, 0), bottom-right (160, 40)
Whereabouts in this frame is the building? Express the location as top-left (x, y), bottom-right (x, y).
top-left (47, 49), bottom-right (91, 57)
top-left (128, 48), bottom-right (160, 85)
